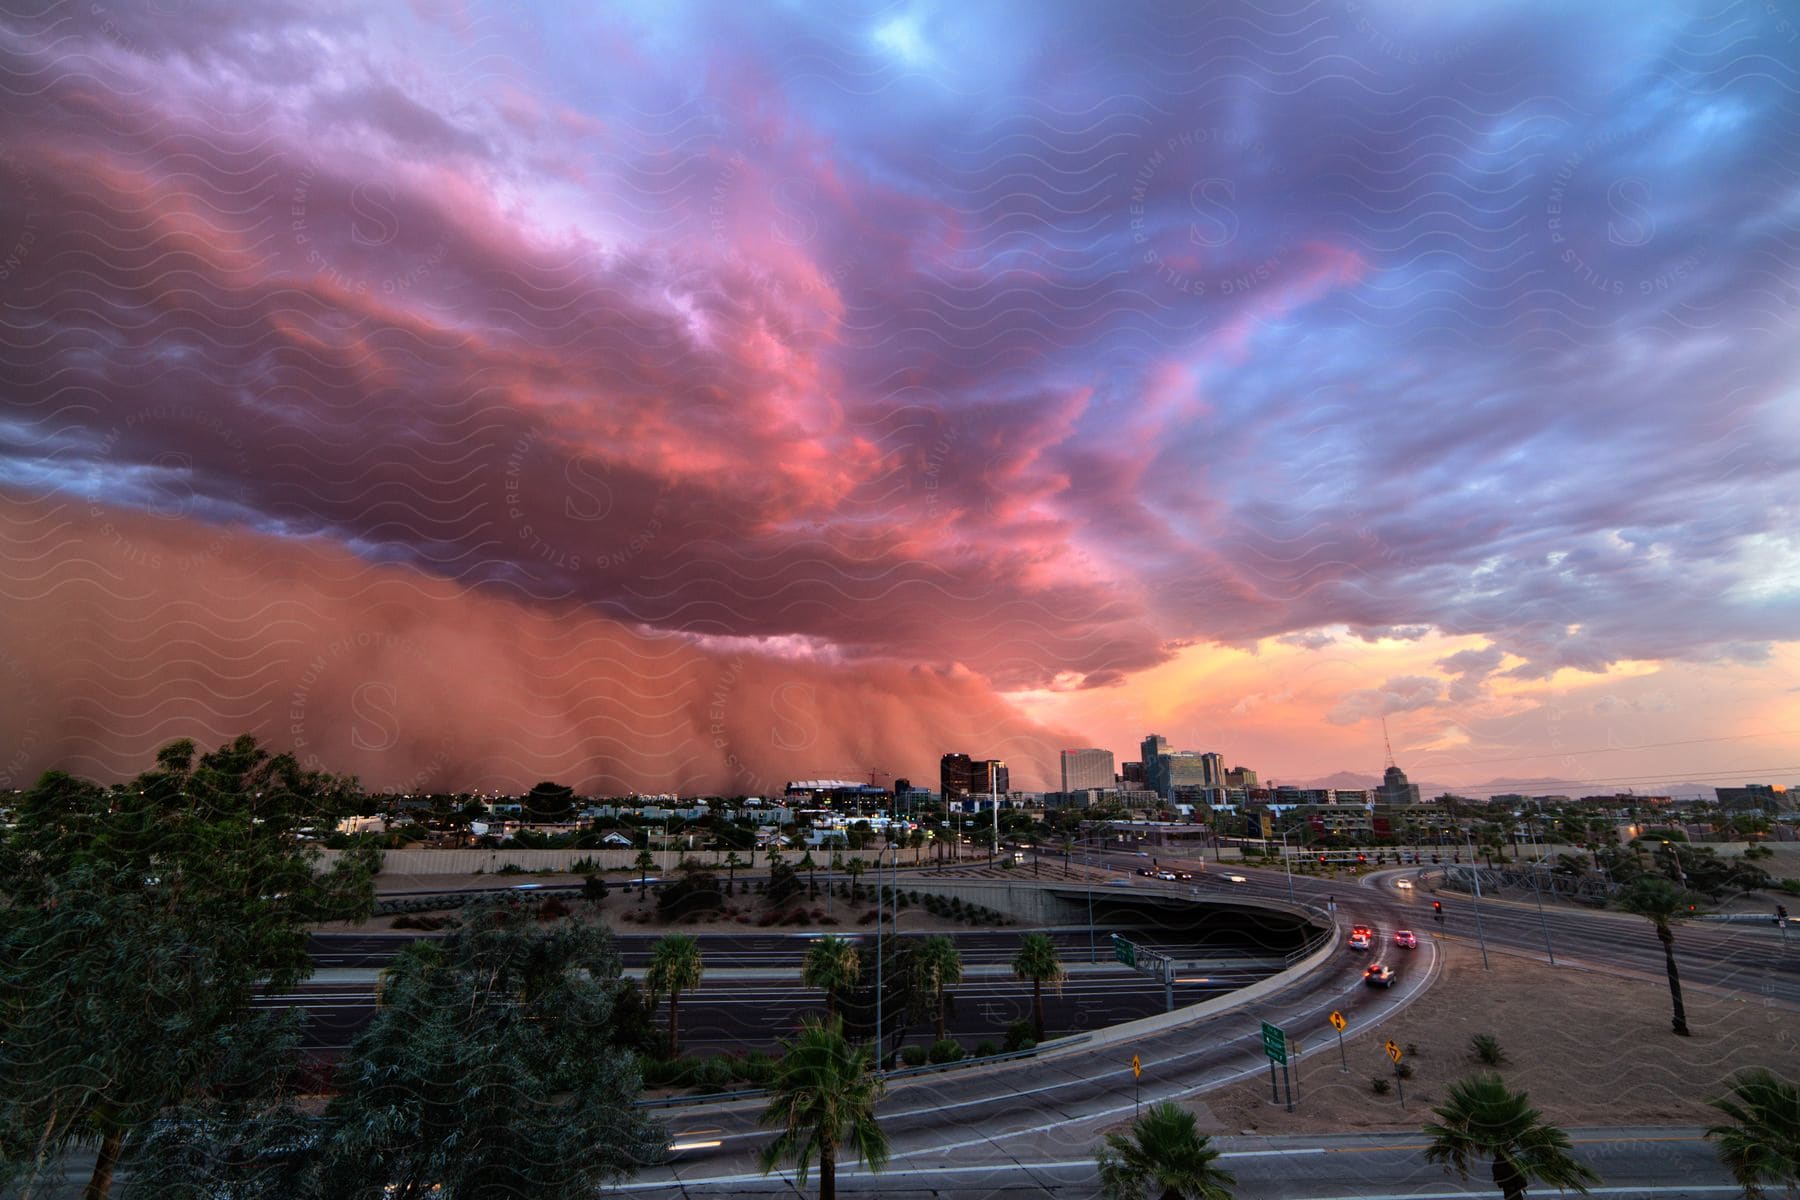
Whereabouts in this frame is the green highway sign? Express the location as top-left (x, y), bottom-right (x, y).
top-left (1261, 1020), bottom-right (1287, 1065)
top-left (1112, 934), bottom-right (1137, 968)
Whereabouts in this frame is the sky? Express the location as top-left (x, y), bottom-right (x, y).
top-left (0, 0), bottom-right (1797, 796)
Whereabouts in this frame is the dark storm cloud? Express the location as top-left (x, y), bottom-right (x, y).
top-left (1, 0), bottom-right (1797, 785)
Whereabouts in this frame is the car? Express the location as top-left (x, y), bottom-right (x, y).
top-left (1136, 867), bottom-right (1155, 876)
top-left (1363, 963), bottom-right (1396, 988)
top-left (1394, 930), bottom-right (1418, 949)
top-left (1156, 871), bottom-right (1177, 881)
top-left (1347, 932), bottom-right (1371, 950)
top-left (1395, 879), bottom-right (1413, 890)
top-left (1174, 870), bottom-right (1194, 880)
top-left (1224, 873), bottom-right (1247, 883)
top-left (1105, 878), bottom-right (1133, 887)
top-left (1350, 924), bottom-right (1373, 938)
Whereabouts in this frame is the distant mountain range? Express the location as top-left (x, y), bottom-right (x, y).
top-left (1280, 770), bottom-right (1746, 801)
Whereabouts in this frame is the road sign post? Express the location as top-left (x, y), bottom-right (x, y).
top-left (1261, 1021), bottom-right (1291, 1111)
top-left (1329, 1010), bottom-right (1348, 1073)
top-left (1385, 1040), bottom-right (1405, 1106)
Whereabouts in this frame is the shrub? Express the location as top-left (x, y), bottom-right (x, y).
top-left (497, 863), bottom-right (526, 875)
top-left (1470, 1033), bottom-right (1507, 1066)
top-left (899, 1045), bottom-right (928, 1067)
top-left (1003, 1020), bottom-right (1037, 1053)
top-left (569, 855), bottom-right (599, 873)
top-left (857, 909), bottom-right (879, 925)
top-left (1371, 1077), bottom-right (1391, 1095)
top-left (927, 1039), bottom-right (965, 1064)
top-left (1395, 1061), bottom-right (1414, 1079)
top-left (537, 896), bottom-right (572, 920)
top-left (1405, 1042), bottom-right (1420, 1058)
top-left (657, 873), bottom-right (725, 920)
top-left (975, 1039), bottom-right (999, 1058)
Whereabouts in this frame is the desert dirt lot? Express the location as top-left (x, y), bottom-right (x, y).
top-left (1193, 939), bottom-right (1800, 1135)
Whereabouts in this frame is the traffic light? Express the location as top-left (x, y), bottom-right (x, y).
top-left (1357, 853), bottom-right (1367, 863)
top-left (1318, 855), bottom-right (1327, 864)
top-left (1432, 900), bottom-right (1443, 922)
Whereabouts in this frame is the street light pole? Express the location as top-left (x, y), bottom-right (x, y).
top-left (1464, 830), bottom-right (1491, 971)
top-left (1279, 827), bottom-right (1296, 905)
top-left (1522, 801), bottom-right (1557, 964)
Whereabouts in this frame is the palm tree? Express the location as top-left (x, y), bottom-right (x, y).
top-left (1012, 932), bottom-right (1064, 1042)
top-left (723, 850), bottom-right (745, 895)
top-left (634, 848), bottom-right (656, 903)
top-left (917, 935), bottom-right (962, 1042)
top-left (1706, 1068), bottom-right (1799, 1199)
top-left (800, 850), bottom-right (820, 898)
top-left (845, 857), bottom-right (866, 901)
top-left (908, 828), bottom-right (926, 864)
top-left (1423, 1073), bottom-right (1599, 1200)
top-left (759, 1016), bottom-right (888, 1200)
top-left (803, 934), bottom-right (861, 1018)
top-left (645, 933), bottom-right (703, 1057)
top-left (1095, 1100), bottom-right (1236, 1200)
top-left (1616, 876), bottom-right (1698, 1036)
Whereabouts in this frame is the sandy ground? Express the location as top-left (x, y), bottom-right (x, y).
top-left (1192, 941), bottom-right (1800, 1135)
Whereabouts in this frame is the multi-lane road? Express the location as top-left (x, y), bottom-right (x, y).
top-left (282, 923), bottom-right (1292, 1053)
top-left (264, 853), bottom-right (1796, 1197)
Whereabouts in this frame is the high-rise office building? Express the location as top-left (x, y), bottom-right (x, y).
top-left (1140, 734), bottom-right (1169, 766)
top-left (940, 753), bottom-right (1009, 800)
top-left (1060, 748), bottom-right (1115, 793)
top-left (1376, 764), bottom-right (1421, 805)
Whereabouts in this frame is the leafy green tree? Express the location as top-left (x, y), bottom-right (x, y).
top-left (523, 780), bottom-right (576, 823)
top-left (1706, 1068), bottom-right (1799, 1199)
top-left (635, 848), bottom-right (657, 901)
top-left (1012, 933), bottom-right (1064, 1042)
top-left (1095, 1101), bottom-right (1236, 1200)
top-left (1423, 1074), bottom-right (1599, 1200)
top-left (1616, 876), bottom-right (1700, 1036)
top-left (768, 860), bottom-right (803, 908)
top-left (0, 736), bottom-right (380, 1200)
top-left (803, 935), bottom-right (862, 1018)
top-left (759, 1017), bottom-right (888, 1200)
top-left (917, 936), bottom-right (962, 1042)
top-left (646, 934), bottom-right (704, 1058)
top-left (309, 898), bottom-right (663, 1198)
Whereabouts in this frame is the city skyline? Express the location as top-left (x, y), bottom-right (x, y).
top-left (1, 1), bottom-right (1797, 797)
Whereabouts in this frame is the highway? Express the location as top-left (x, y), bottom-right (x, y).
top-left (608, 852), bottom-right (1796, 1193)
top-left (272, 854), bottom-right (1795, 1195)
top-left (630, 1127), bottom-right (1736, 1198)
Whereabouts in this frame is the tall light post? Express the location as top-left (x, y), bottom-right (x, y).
top-left (1276, 822), bottom-right (1299, 905)
top-left (1464, 829), bottom-right (1492, 971)
top-left (1520, 803), bottom-right (1557, 966)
